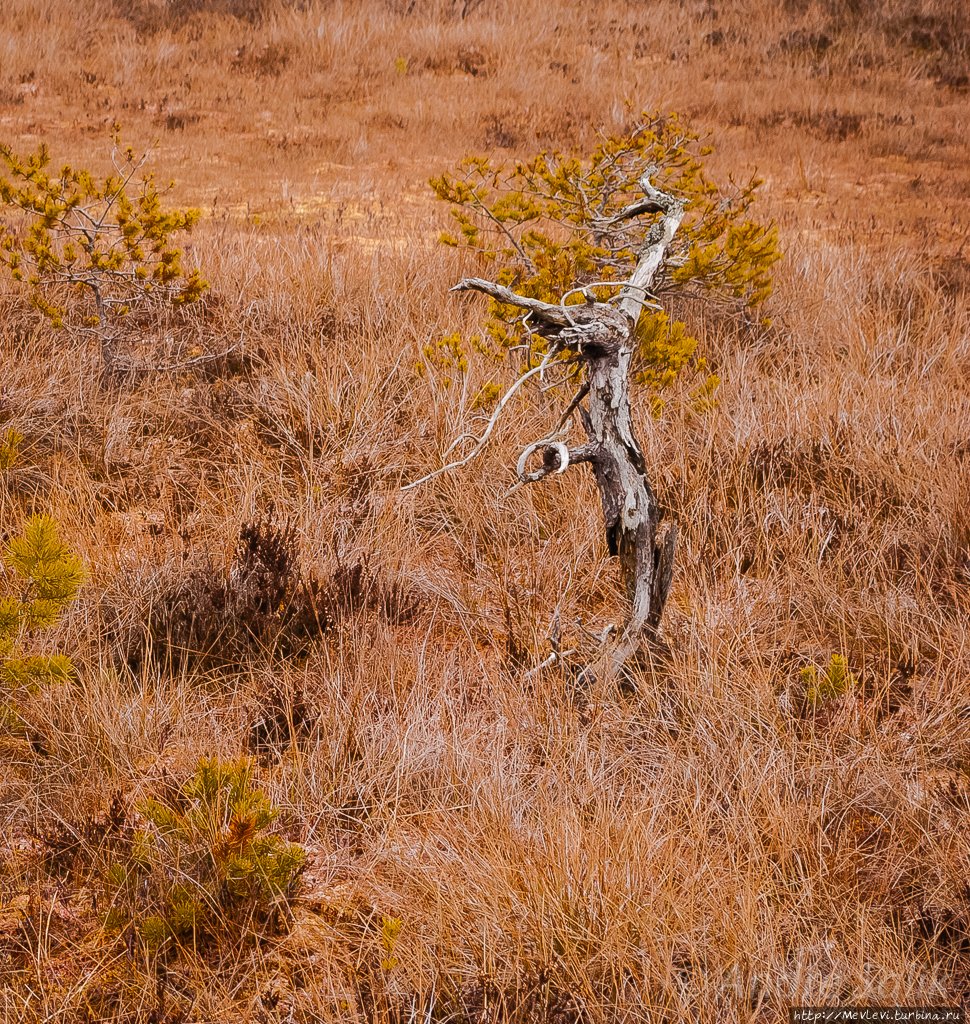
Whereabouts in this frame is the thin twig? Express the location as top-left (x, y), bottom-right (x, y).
top-left (158, 342), bottom-right (241, 372)
top-left (522, 648), bottom-right (577, 681)
top-left (551, 382), bottom-right (591, 434)
top-left (401, 360), bottom-right (548, 491)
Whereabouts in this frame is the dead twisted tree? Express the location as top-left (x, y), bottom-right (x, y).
top-left (406, 116), bottom-right (781, 684)
top-left (450, 174), bottom-right (681, 681)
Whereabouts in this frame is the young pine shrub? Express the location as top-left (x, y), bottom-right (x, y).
top-left (0, 513), bottom-right (85, 733)
top-left (801, 653), bottom-right (858, 708)
top-left (105, 757), bottom-right (305, 955)
top-left (0, 128), bottom-right (207, 370)
top-left (0, 427), bottom-right (20, 472)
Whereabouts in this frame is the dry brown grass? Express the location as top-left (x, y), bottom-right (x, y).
top-left (1, 0), bottom-right (970, 1021)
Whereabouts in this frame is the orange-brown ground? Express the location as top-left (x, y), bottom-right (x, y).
top-left (1, 1), bottom-right (970, 1021)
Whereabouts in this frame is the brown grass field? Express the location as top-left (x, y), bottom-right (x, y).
top-left (1, 0), bottom-right (970, 1020)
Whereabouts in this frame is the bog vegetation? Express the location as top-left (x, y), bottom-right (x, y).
top-left (0, 0), bottom-right (969, 1022)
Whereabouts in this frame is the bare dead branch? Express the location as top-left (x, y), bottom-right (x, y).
top-left (616, 177), bottom-right (686, 320)
top-left (522, 647), bottom-right (578, 681)
top-left (401, 359), bottom-right (548, 491)
top-left (450, 278), bottom-right (574, 327)
top-left (551, 382), bottom-right (591, 433)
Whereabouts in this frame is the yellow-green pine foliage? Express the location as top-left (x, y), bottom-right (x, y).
top-left (472, 381), bottom-right (502, 409)
top-left (635, 311), bottom-right (698, 392)
top-left (380, 915), bottom-right (403, 972)
top-left (429, 111), bottom-right (781, 403)
top-left (107, 757), bottom-right (305, 949)
top-left (419, 331), bottom-right (469, 387)
top-left (0, 428), bottom-right (21, 472)
top-left (1, 514), bottom-right (84, 690)
top-left (801, 654), bottom-right (857, 707)
top-left (0, 127), bottom-right (207, 339)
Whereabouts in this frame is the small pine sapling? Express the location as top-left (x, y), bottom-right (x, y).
top-left (106, 757), bottom-right (305, 953)
top-left (0, 126), bottom-right (208, 371)
top-left (0, 428), bottom-right (21, 472)
top-left (802, 654), bottom-right (857, 708)
top-left (354, 914), bottom-right (406, 1023)
top-left (0, 513), bottom-right (85, 692)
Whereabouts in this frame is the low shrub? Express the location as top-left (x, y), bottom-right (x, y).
top-left (126, 514), bottom-right (420, 675)
top-left (106, 757), bottom-right (305, 954)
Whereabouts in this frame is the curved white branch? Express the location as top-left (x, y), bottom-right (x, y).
top-left (401, 360), bottom-right (548, 491)
top-left (516, 439), bottom-right (570, 483)
top-left (560, 280), bottom-right (666, 322)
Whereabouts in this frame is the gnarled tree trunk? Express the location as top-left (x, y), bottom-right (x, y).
top-left (446, 173), bottom-right (686, 684)
top-left (452, 283), bottom-right (676, 683)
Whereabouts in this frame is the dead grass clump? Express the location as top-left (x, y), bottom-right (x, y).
top-left (831, 773), bottom-right (970, 963)
top-left (325, 554), bottom-right (422, 627)
top-left (479, 110), bottom-right (532, 150)
top-left (230, 40), bottom-right (294, 77)
top-left (479, 107), bottom-right (585, 151)
top-left (422, 45), bottom-right (495, 77)
top-left (246, 680), bottom-right (316, 754)
top-left (882, 11), bottom-right (966, 58)
top-left (384, 0), bottom-right (492, 20)
top-left (391, 970), bottom-right (586, 1024)
top-left (936, 256), bottom-right (970, 299)
top-left (744, 428), bottom-right (904, 513)
top-left (935, 71), bottom-right (970, 92)
top-left (0, 86), bottom-right (27, 108)
top-left (732, 108), bottom-right (865, 143)
top-left (154, 109), bottom-right (202, 131)
top-left (773, 29), bottom-right (834, 59)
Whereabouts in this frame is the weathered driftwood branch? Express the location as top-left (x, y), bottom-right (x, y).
top-left (411, 174), bottom-right (686, 684)
top-left (450, 278), bottom-right (575, 326)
